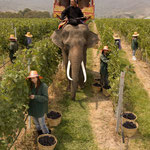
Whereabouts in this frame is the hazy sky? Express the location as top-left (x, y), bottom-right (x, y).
top-left (0, 0), bottom-right (150, 17)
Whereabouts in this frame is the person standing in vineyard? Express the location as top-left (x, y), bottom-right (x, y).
top-left (25, 32), bottom-right (33, 49)
top-left (27, 70), bottom-right (50, 135)
top-left (9, 34), bottom-right (18, 63)
top-left (113, 34), bottom-right (121, 50)
top-left (100, 46), bottom-right (110, 89)
top-left (131, 32), bottom-right (139, 61)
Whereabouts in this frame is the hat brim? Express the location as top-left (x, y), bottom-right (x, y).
top-left (26, 75), bottom-right (43, 79)
top-left (113, 37), bottom-right (120, 39)
top-left (132, 34), bottom-right (139, 37)
top-left (102, 49), bottom-right (110, 51)
top-left (9, 37), bottom-right (17, 40)
top-left (25, 34), bottom-right (33, 37)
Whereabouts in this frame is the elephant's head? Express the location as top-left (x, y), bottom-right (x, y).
top-left (51, 24), bottom-right (99, 100)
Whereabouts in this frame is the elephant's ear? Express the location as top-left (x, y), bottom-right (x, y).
top-left (87, 31), bottom-right (99, 48)
top-left (51, 29), bottom-right (63, 49)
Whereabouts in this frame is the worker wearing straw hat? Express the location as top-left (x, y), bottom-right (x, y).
top-left (131, 32), bottom-right (139, 61)
top-left (25, 32), bottom-right (33, 49)
top-left (100, 46), bottom-right (110, 90)
top-left (9, 34), bottom-right (18, 63)
top-left (113, 34), bottom-right (121, 50)
top-left (27, 70), bottom-right (51, 135)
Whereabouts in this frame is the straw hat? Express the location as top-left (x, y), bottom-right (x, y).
top-left (113, 34), bottom-right (120, 40)
top-left (9, 34), bottom-right (17, 40)
top-left (25, 32), bottom-right (33, 37)
top-left (27, 70), bottom-right (43, 79)
top-left (102, 46), bottom-right (110, 51)
top-left (132, 32), bottom-right (139, 37)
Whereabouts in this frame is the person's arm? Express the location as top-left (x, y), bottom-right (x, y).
top-left (78, 8), bottom-right (84, 17)
top-left (61, 7), bottom-right (69, 20)
top-left (34, 84), bottom-right (48, 103)
top-left (134, 38), bottom-right (138, 48)
top-left (132, 38), bottom-right (138, 49)
top-left (101, 55), bottom-right (109, 63)
top-left (9, 43), bottom-right (13, 51)
top-left (15, 42), bottom-right (18, 52)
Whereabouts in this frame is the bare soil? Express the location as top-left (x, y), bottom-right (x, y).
top-left (88, 22), bottom-right (124, 150)
top-left (121, 38), bottom-right (150, 97)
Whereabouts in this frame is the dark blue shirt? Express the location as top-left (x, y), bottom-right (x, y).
top-left (61, 6), bottom-right (83, 20)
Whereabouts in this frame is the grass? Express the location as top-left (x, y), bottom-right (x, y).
top-left (53, 92), bottom-right (98, 150)
top-left (47, 38), bottom-right (98, 150)
top-left (119, 50), bottom-right (150, 149)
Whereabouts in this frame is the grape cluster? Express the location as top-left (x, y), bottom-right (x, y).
top-left (39, 136), bottom-right (56, 146)
top-left (123, 121), bottom-right (136, 129)
top-left (47, 111), bottom-right (61, 119)
top-left (123, 113), bottom-right (136, 120)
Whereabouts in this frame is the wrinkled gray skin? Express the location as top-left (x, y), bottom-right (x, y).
top-left (51, 24), bottom-right (99, 100)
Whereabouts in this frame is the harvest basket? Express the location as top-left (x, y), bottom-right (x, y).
top-left (123, 121), bottom-right (138, 137)
top-left (47, 110), bottom-right (62, 127)
top-left (122, 111), bottom-right (137, 123)
top-left (37, 134), bottom-right (57, 150)
top-left (92, 83), bottom-right (101, 93)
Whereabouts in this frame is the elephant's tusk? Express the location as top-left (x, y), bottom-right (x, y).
top-left (81, 61), bottom-right (87, 83)
top-left (67, 60), bottom-right (73, 81)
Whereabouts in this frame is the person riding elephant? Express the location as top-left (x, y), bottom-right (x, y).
top-left (60, 0), bottom-right (84, 26)
top-left (51, 24), bottom-right (99, 100)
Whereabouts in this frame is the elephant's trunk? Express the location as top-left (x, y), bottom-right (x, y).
top-left (71, 60), bottom-right (81, 100)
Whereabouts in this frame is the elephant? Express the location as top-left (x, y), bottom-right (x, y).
top-left (51, 24), bottom-right (99, 100)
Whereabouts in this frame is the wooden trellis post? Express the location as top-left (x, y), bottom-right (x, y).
top-left (116, 72), bottom-right (125, 143)
top-left (28, 58), bottom-right (31, 129)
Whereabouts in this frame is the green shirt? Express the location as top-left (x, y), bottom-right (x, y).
top-left (10, 41), bottom-right (18, 52)
top-left (100, 53), bottom-right (109, 76)
top-left (28, 82), bottom-right (48, 118)
top-left (131, 38), bottom-right (138, 50)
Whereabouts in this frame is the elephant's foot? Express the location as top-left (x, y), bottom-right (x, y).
top-left (78, 84), bottom-right (85, 90)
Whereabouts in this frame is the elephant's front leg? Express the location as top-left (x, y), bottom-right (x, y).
top-left (62, 49), bottom-right (71, 91)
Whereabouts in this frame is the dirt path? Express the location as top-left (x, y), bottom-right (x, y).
top-left (121, 37), bottom-right (150, 97)
top-left (88, 22), bottom-right (124, 150)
